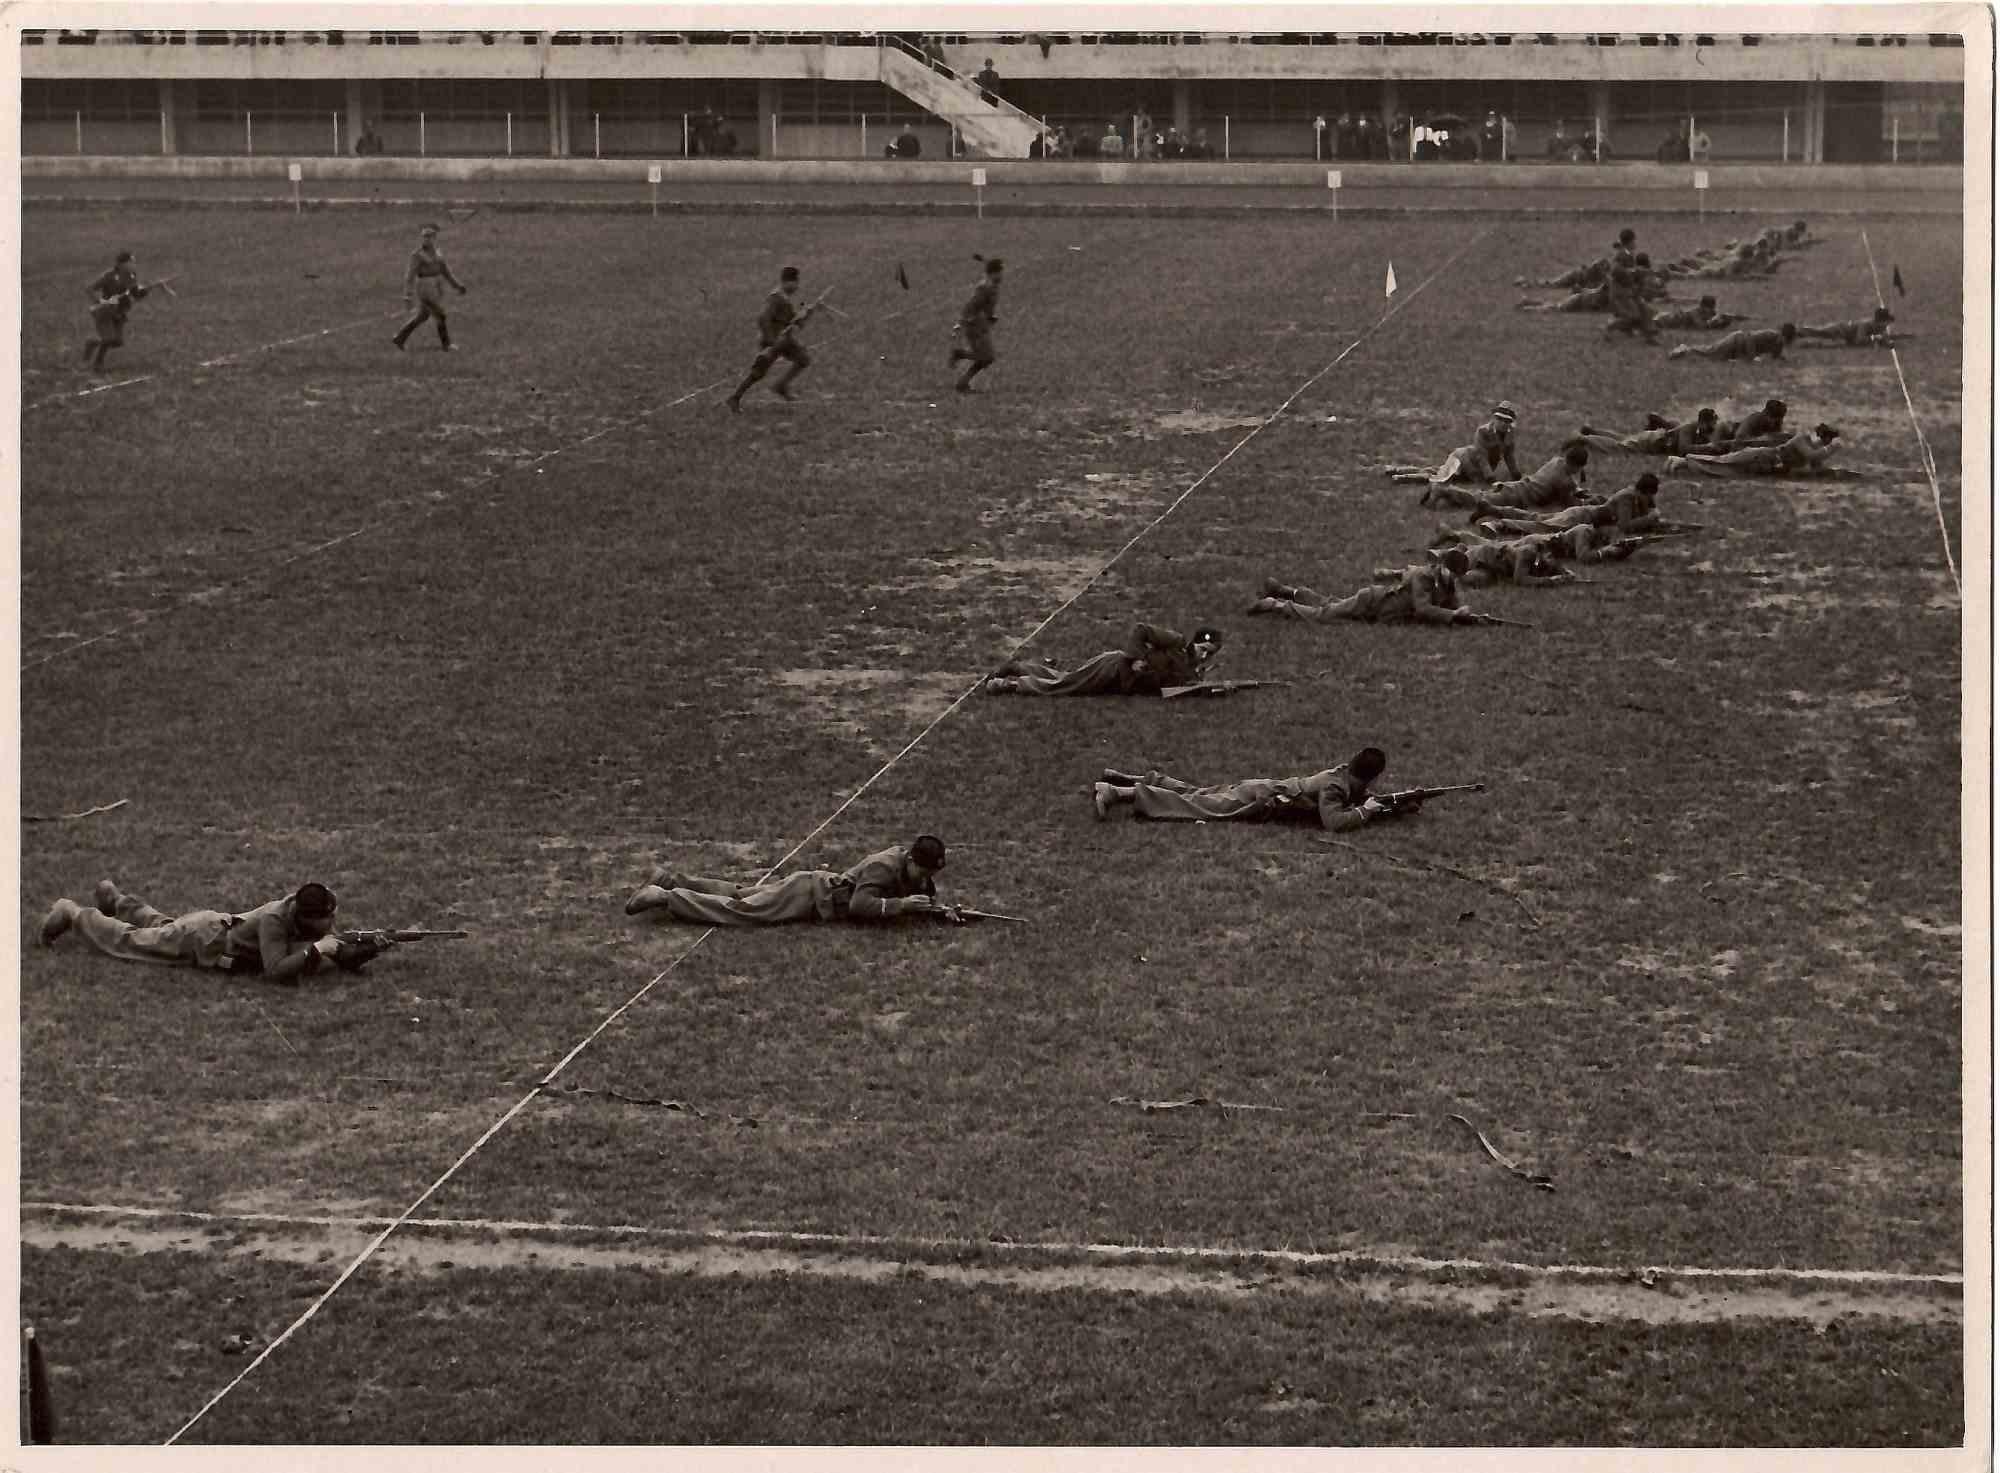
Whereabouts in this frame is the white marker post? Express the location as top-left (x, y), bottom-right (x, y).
top-left (1327, 168), bottom-right (1341, 220)
top-left (1694, 167), bottom-right (1710, 221)
top-left (648, 162), bottom-right (661, 217)
top-left (288, 160), bottom-right (302, 214)
top-left (972, 166), bottom-right (987, 219)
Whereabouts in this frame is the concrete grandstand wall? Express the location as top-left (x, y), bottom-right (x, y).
top-left (19, 154), bottom-right (1963, 194)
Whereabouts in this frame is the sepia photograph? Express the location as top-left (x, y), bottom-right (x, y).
top-left (9, 0), bottom-right (1989, 1457)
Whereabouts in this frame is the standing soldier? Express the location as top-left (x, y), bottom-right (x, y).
top-left (950, 257), bottom-right (1003, 393)
top-left (727, 264), bottom-right (818, 410)
top-left (83, 250), bottom-right (150, 372)
top-left (392, 223), bottom-right (468, 352)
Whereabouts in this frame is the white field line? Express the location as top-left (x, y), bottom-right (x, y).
top-left (21, 1200), bottom-right (1962, 1291)
top-left (156, 239), bottom-right (1490, 1442)
top-left (1858, 228), bottom-right (1961, 595)
top-left (23, 308), bottom-right (404, 412)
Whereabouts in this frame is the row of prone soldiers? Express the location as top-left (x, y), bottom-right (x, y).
top-left (1512, 219), bottom-right (1898, 357)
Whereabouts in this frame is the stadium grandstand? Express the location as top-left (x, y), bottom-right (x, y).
top-left (22, 28), bottom-right (1966, 165)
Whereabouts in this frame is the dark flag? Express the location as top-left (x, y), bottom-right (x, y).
top-left (896, 263), bottom-right (910, 290)
top-left (1892, 265), bottom-right (1905, 297)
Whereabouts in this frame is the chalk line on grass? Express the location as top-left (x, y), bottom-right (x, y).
top-left (152, 239), bottom-right (1487, 1442)
top-left (21, 1201), bottom-right (1962, 1301)
top-left (1858, 229), bottom-right (1961, 595)
top-left (23, 309), bottom-right (404, 412)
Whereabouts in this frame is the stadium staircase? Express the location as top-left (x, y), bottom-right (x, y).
top-left (877, 36), bottom-right (1044, 157)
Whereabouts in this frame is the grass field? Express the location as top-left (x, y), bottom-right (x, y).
top-left (17, 191), bottom-right (1969, 1445)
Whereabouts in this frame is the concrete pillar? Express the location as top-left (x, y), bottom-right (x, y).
top-left (1171, 78), bottom-right (1192, 134)
top-left (343, 78), bottom-right (365, 156)
top-left (1379, 78), bottom-right (1399, 137)
top-left (1590, 81), bottom-right (1613, 154)
top-left (547, 77), bottom-right (569, 157)
top-left (757, 78), bottom-right (779, 157)
top-left (158, 78), bottom-right (179, 155)
top-left (1804, 78), bottom-right (1827, 163)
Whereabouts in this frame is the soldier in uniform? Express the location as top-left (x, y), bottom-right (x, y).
top-left (1578, 408), bottom-right (1719, 457)
top-left (38, 880), bottom-right (389, 979)
top-left (1515, 283), bottom-right (1610, 313)
top-left (1387, 402), bottom-right (1522, 492)
top-left (950, 257), bottom-right (1004, 393)
top-left (392, 223), bottom-right (468, 352)
top-left (624, 835), bottom-right (950, 925)
top-left (727, 265), bottom-right (817, 410)
top-left (982, 622), bottom-right (1222, 695)
top-left (1471, 472), bottom-right (1666, 536)
top-left (1796, 306), bottom-right (1896, 347)
top-left (1667, 323), bottom-right (1797, 362)
top-left (1667, 424), bottom-right (1843, 478)
top-left (1430, 444), bottom-right (1590, 514)
top-left (1245, 562), bottom-right (1512, 626)
top-left (83, 250), bottom-right (150, 372)
top-left (1091, 746), bottom-right (1394, 830)
top-left (1648, 295), bottom-right (1739, 333)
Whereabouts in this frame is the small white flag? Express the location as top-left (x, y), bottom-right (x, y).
top-left (1385, 262), bottom-right (1398, 299)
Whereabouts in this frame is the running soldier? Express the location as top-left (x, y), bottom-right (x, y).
top-left (1668, 324), bottom-right (1797, 362)
top-left (982, 622), bottom-right (1222, 696)
top-left (1245, 563), bottom-right (1514, 626)
top-left (950, 257), bottom-right (1004, 393)
top-left (83, 250), bottom-right (151, 372)
top-left (1387, 402), bottom-right (1522, 493)
top-left (624, 835), bottom-right (950, 924)
top-left (1796, 306), bottom-right (1896, 347)
top-left (392, 224), bottom-right (468, 352)
top-left (38, 879), bottom-right (394, 979)
top-left (727, 265), bottom-right (820, 410)
top-left (1667, 424), bottom-right (1843, 479)
top-left (1091, 746), bottom-right (1393, 831)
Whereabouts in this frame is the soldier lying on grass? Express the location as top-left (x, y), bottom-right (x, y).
top-left (625, 834), bottom-right (952, 924)
top-left (982, 622), bottom-right (1222, 696)
top-left (1795, 307), bottom-right (1897, 348)
top-left (1470, 472), bottom-right (1665, 533)
top-left (1245, 563), bottom-right (1522, 626)
top-left (1091, 746), bottom-right (1389, 830)
top-left (1666, 424), bottom-right (1844, 479)
top-left (38, 880), bottom-right (401, 979)
top-left (1425, 444), bottom-right (1589, 513)
top-left (1578, 408), bottom-right (1720, 457)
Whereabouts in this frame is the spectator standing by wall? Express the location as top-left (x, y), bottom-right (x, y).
top-left (975, 57), bottom-right (1002, 103)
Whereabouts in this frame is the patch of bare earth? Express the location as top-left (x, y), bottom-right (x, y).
top-left (20, 1210), bottom-right (1958, 1329)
